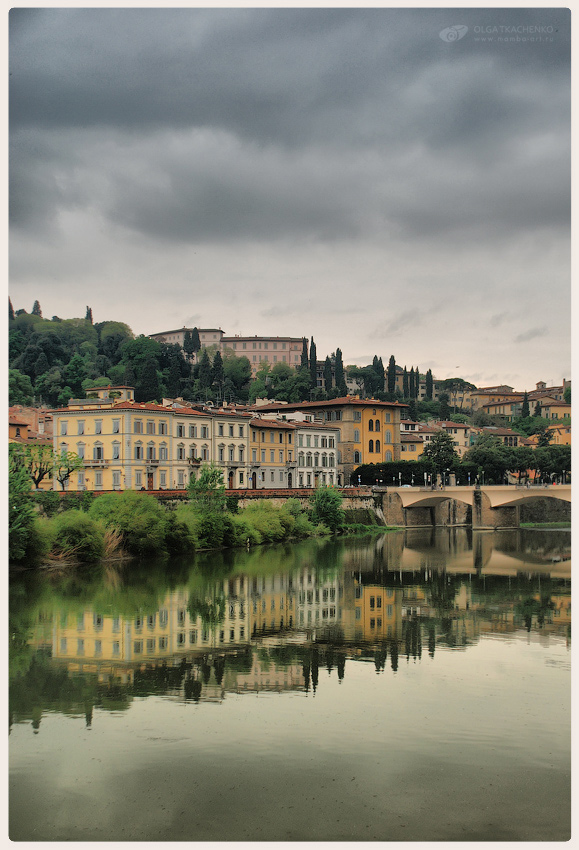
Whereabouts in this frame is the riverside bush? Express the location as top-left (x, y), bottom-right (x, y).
top-left (88, 491), bottom-right (170, 555)
top-left (52, 510), bottom-right (105, 563)
top-left (240, 501), bottom-right (288, 542)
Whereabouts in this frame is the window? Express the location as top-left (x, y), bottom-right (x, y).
top-left (261, 450), bottom-right (266, 462)
top-left (385, 450), bottom-right (392, 462)
top-left (60, 421), bottom-right (68, 436)
top-left (159, 421), bottom-right (167, 435)
top-left (270, 431), bottom-right (275, 443)
top-left (375, 439), bottom-right (380, 453)
top-left (112, 442), bottom-right (120, 460)
top-left (270, 450), bottom-right (275, 462)
top-left (218, 424), bottom-right (224, 436)
top-left (95, 420), bottom-right (102, 434)
top-left (112, 419), bottom-right (120, 434)
top-left (134, 420), bottom-right (143, 434)
top-left (354, 411), bottom-right (361, 422)
top-left (77, 420), bottom-right (84, 435)
top-left (385, 431), bottom-right (392, 444)
top-left (147, 421), bottom-right (155, 434)
top-left (113, 471), bottom-right (121, 490)
top-left (160, 446), bottom-right (168, 461)
top-left (177, 424), bottom-right (185, 437)
top-left (369, 419), bottom-right (374, 432)
top-left (177, 444), bottom-right (185, 461)
top-left (133, 640), bottom-right (143, 654)
top-left (189, 424), bottom-right (197, 438)
top-left (77, 443), bottom-right (85, 459)
top-left (354, 429), bottom-right (360, 443)
top-left (160, 471), bottom-right (166, 487)
top-left (135, 444), bottom-right (143, 460)
top-left (239, 425), bottom-right (244, 437)
top-left (95, 471), bottom-right (103, 489)
top-left (369, 439), bottom-right (374, 452)
top-left (219, 446), bottom-right (225, 462)
top-left (375, 419), bottom-right (380, 431)
top-left (354, 451), bottom-right (362, 463)
top-left (77, 639), bottom-right (85, 655)
top-left (229, 425), bottom-right (234, 437)
top-left (93, 444), bottom-right (103, 461)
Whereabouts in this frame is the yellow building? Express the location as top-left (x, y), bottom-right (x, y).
top-left (252, 396), bottom-right (405, 484)
top-left (50, 389), bottom-right (253, 491)
top-left (352, 583), bottom-right (403, 642)
top-left (248, 418), bottom-right (295, 489)
top-left (400, 431), bottom-right (424, 459)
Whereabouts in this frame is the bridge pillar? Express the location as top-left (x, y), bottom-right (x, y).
top-left (473, 490), bottom-right (520, 529)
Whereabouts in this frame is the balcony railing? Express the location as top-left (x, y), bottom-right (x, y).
top-left (84, 458), bottom-right (107, 467)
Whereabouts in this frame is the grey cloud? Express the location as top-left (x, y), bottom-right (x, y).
top-left (514, 326), bottom-right (548, 344)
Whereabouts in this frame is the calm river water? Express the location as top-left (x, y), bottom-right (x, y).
top-left (9, 527), bottom-right (570, 842)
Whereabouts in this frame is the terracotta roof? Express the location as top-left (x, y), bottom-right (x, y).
top-left (250, 418), bottom-right (296, 429)
top-left (401, 433), bottom-right (423, 442)
top-left (249, 396), bottom-right (407, 410)
top-left (438, 420), bottom-right (469, 429)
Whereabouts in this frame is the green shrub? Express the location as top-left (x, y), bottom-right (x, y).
top-left (231, 514), bottom-right (263, 546)
top-left (52, 510), bottom-right (105, 563)
top-left (32, 490), bottom-right (61, 518)
top-left (240, 501), bottom-right (287, 542)
top-left (163, 512), bottom-right (196, 555)
top-left (309, 486), bottom-right (345, 531)
top-left (88, 491), bottom-right (169, 555)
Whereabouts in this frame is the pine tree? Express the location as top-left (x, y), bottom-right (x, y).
top-left (300, 337), bottom-right (309, 371)
top-left (334, 348), bottom-right (347, 395)
top-left (521, 391), bottom-right (530, 419)
top-left (32, 300), bottom-right (42, 318)
top-left (323, 356), bottom-right (333, 393)
top-left (9, 298), bottom-right (14, 321)
top-left (387, 355), bottom-right (397, 394)
top-left (191, 327), bottom-right (201, 353)
top-left (309, 337), bottom-right (317, 388)
top-left (425, 369), bottom-right (433, 401)
top-left (85, 306), bottom-right (93, 324)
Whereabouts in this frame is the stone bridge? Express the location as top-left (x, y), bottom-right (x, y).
top-left (375, 484), bottom-right (571, 529)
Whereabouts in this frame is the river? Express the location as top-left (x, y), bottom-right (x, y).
top-left (9, 527), bottom-right (571, 841)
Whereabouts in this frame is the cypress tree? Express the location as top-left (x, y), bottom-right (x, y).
top-left (183, 330), bottom-right (194, 356)
top-left (534, 401), bottom-right (542, 418)
top-left (212, 350), bottom-right (225, 389)
top-left (402, 366), bottom-right (409, 398)
top-left (85, 306), bottom-right (93, 324)
top-left (300, 337), bottom-right (309, 370)
top-left (414, 368), bottom-right (421, 399)
top-left (124, 362), bottom-right (137, 388)
top-left (9, 298), bottom-right (14, 321)
top-left (198, 348), bottom-right (212, 389)
top-left (425, 369), bottom-right (433, 401)
top-left (32, 300), bottom-right (42, 318)
top-left (387, 355), bottom-right (397, 394)
top-left (309, 337), bottom-right (317, 388)
top-left (521, 390), bottom-right (530, 419)
top-left (323, 356), bottom-right (333, 393)
top-left (191, 328), bottom-right (201, 353)
top-left (334, 348), bottom-right (347, 395)
top-left (409, 367), bottom-right (415, 399)
top-left (136, 357), bottom-right (161, 402)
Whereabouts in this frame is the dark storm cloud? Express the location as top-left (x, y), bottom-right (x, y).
top-left (9, 7), bottom-right (570, 246)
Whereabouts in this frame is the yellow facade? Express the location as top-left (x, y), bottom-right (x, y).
top-left (248, 418), bottom-right (296, 489)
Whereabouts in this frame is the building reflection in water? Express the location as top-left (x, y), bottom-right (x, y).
top-left (11, 528), bottom-right (570, 730)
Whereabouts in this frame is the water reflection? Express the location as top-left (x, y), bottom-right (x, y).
top-left (10, 528), bottom-right (570, 730)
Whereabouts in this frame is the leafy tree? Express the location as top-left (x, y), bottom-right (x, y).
top-left (187, 463), bottom-right (226, 513)
top-left (536, 427), bottom-right (553, 447)
top-left (64, 354), bottom-right (87, 397)
top-left (9, 445), bottom-right (38, 562)
top-left (9, 369), bottom-right (34, 405)
top-left (53, 451), bottom-right (84, 491)
top-left (334, 348), bottom-right (347, 395)
top-left (223, 353), bottom-right (252, 401)
top-left (31, 300), bottom-right (42, 318)
top-left (309, 486), bottom-right (344, 531)
top-left (421, 431), bottom-right (458, 473)
top-left (438, 392), bottom-right (451, 420)
top-left (18, 443), bottom-right (56, 489)
top-left (464, 433), bottom-right (509, 483)
top-left (521, 390), bottom-right (530, 419)
top-left (425, 369), bottom-right (433, 401)
top-left (309, 337), bottom-right (317, 388)
top-left (564, 385), bottom-right (571, 404)
top-left (386, 355), bottom-right (397, 394)
top-left (323, 356), bottom-right (333, 394)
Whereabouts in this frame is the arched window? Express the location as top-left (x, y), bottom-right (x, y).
top-left (385, 431), bottom-right (392, 444)
top-left (354, 451), bottom-right (362, 464)
top-left (385, 450), bottom-right (392, 462)
top-left (375, 439), bottom-right (380, 453)
top-left (368, 419), bottom-right (374, 432)
top-left (354, 429), bottom-right (360, 442)
top-left (375, 419), bottom-right (380, 431)
top-left (369, 439), bottom-right (374, 452)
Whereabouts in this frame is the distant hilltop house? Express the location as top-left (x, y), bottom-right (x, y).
top-left (148, 326), bottom-right (304, 376)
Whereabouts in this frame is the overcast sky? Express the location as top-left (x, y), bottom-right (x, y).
top-left (9, 6), bottom-right (571, 391)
